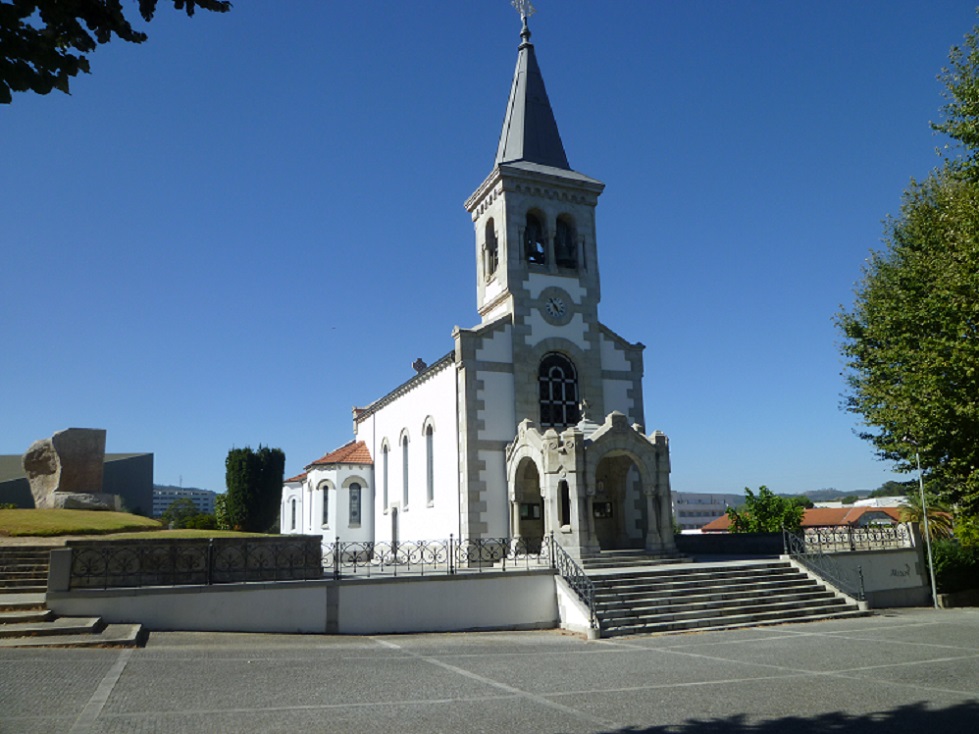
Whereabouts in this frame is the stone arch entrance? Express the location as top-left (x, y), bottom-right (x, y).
top-left (592, 452), bottom-right (646, 550)
top-left (512, 456), bottom-right (544, 552)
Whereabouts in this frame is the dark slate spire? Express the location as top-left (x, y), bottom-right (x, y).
top-left (495, 12), bottom-right (570, 170)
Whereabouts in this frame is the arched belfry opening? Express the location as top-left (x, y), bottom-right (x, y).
top-left (555, 215), bottom-right (577, 269)
top-left (524, 211), bottom-right (547, 265)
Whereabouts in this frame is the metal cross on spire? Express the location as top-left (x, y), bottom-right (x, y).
top-left (511, 0), bottom-right (536, 21)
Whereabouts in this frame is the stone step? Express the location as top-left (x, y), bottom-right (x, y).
top-left (0, 623), bottom-right (146, 649)
top-left (598, 594), bottom-right (853, 626)
top-left (0, 579), bottom-right (48, 591)
top-left (0, 608), bottom-right (55, 624)
top-left (593, 575), bottom-right (818, 597)
top-left (0, 616), bottom-right (104, 639)
top-left (587, 561), bottom-right (795, 582)
top-left (595, 586), bottom-right (838, 613)
top-left (0, 593), bottom-right (47, 612)
top-left (601, 607), bottom-right (871, 638)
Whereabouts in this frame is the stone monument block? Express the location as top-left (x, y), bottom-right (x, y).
top-left (23, 428), bottom-right (120, 510)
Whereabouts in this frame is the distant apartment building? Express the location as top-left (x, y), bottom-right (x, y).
top-left (152, 486), bottom-right (217, 517)
top-left (672, 492), bottom-right (742, 532)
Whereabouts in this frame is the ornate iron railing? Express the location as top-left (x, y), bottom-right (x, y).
top-left (324, 535), bottom-right (551, 579)
top-left (549, 535), bottom-right (597, 629)
top-left (783, 527), bottom-right (865, 601)
top-left (68, 536), bottom-right (324, 589)
top-left (802, 524), bottom-right (913, 553)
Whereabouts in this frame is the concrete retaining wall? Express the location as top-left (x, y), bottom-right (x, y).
top-left (825, 546), bottom-right (931, 608)
top-left (47, 548), bottom-right (558, 634)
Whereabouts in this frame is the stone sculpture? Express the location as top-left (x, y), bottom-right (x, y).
top-left (23, 428), bottom-right (120, 510)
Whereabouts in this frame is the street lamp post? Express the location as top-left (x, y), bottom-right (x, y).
top-left (914, 450), bottom-right (940, 609)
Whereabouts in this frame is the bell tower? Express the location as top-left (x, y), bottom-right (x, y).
top-left (465, 8), bottom-right (605, 328)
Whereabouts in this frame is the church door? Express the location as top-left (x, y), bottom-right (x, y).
top-left (513, 457), bottom-right (544, 552)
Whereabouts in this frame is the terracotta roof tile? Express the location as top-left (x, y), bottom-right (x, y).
top-left (284, 472), bottom-right (308, 483)
top-left (307, 440), bottom-right (373, 468)
top-left (700, 506), bottom-right (905, 533)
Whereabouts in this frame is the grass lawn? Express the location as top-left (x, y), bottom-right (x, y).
top-left (0, 509), bottom-right (274, 540)
top-left (0, 509), bottom-right (163, 537)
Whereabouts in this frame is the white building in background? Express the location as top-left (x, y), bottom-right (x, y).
top-left (671, 492), bottom-right (742, 532)
top-left (152, 486), bottom-right (216, 518)
top-left (281, 13), bottom-right (677, 561)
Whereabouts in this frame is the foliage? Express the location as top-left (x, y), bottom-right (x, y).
top-left (0, 0), bottom-right (231, 103)
top-left (837, 167), bottom-right (979, 517)
top-left (224, 446), bottom-right (285, 533)
top-left (870, 480), bottom-right (914, 498)
top-left (0, 502), bottom-right (17, 510)
top-left (184, 513), bottom-right (217, 530)
top-left (933, 16), bottom-right (979, 179)
top-left (726, 486), bottom-right (804, 534)
top-left (932, 539), bottom-right (979, 593)
top-left (160, 498), bottom-right (199, 528)
top-left (838, 17), bottom-right (979, 522)
top-left (840, 495), bottom-right (859, 506)
top-left (0, 509), bottom-right (161, 536)
top-left (954, 512), bottom-right (979, 546)
top-left (899, 490), bottom-right (955, 541)
top-left (788, 495), bottom-right (814, 510)
top-left (214, 493), bottom-right (230, 530)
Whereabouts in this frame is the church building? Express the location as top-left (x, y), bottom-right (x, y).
top-left (280, 11), bottom-right (677, 561)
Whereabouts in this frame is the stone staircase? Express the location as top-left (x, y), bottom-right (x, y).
top-left (0, 546), bottom-right (145, 648)
top-left (588, 558), bottom-right (869, 637)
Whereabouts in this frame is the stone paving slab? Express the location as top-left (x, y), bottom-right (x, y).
top-left (0, 609), bottom-right (977, 734)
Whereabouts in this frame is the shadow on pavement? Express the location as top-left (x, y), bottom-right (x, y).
top-left (601, 700), bottom-right (979, 734)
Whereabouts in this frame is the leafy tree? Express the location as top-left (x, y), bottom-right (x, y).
top-left (840, 495), bottom-right (859, 506)
top-left (224, 445), bottom-right (284, 533)
top-left (788, 495), bottom-right (814, 510)
top-left (161, 497), bottom-right (199, 529)
top-left (870, 481), bottom-right (914, 498)
top-left (0, 0), bottom-right (231, 103)
top-left (726, 486), bottom-right (804, 534)
top-left (899, 490), bottom-right (955, 542)
top-left (837, 17), bottom-right (979, 519)
top-left (214, 492), bottom-right (230, 530)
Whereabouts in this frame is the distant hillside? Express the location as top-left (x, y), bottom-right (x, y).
top-left (795, 488), bottom-right (871, 502)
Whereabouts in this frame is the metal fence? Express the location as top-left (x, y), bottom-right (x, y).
top-left (784, 528), bottom-right (866, 601)
top-left (68, 536), bottom-right (323, 589)
top-left (802, 524), bottom-right (913, 553)
top-left (323, 536), bottom-right (551, 579)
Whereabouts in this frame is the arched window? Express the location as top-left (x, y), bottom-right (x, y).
top-left (555, 215), bottom-right (577, 269)
top-left (290, 498), bottom-right (297, 531)
top-left (402, 434), bottom-right (409, 509)
top-left (484, 219), bottom-right (499, 277)
top-left (539, 353), bottom-right (581, 428)
top-left (320, 483), bottom-right (330, 526)
top-left (559, 480), bottom-right (571, 527)
top-left (349, 482), bottom-right (361, 526)
top-left (425, 424), bottom-right (434, 505)
top-left (524, 212), bottom-right (547, 265)
top-left (382, 442), bottom-right (389, 510)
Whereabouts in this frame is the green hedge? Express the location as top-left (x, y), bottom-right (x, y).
top-left (933, 540), bottom-right (979, 593)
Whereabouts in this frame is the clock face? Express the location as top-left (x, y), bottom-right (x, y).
top-left (545, 296), bottom-right (566, 318)
top-left (540, 288), bottom-right (573, 324)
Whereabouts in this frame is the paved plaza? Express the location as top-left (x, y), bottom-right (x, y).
top-left (1, 608), bottom-right (978, 734)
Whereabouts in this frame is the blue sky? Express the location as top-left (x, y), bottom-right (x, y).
top-left (3, 1), bottom-right (977, 498)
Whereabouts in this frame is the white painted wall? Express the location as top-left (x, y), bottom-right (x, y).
top-left (601, 378), bottom-right (634, 418)
top-left (355, 361), bottom-right (460, 542)
top-left (48, 572), bottom-right (559, 635)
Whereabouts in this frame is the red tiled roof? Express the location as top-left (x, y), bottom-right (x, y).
top-left (284, 472), bottom-right (308, 483)
top-left (700, 506), bottom-right (904, 533)
top-left (307, 440), bottom-right (373, 468)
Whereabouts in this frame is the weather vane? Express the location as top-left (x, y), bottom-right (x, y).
top-left (512, 0), bottom-right (536, 21)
